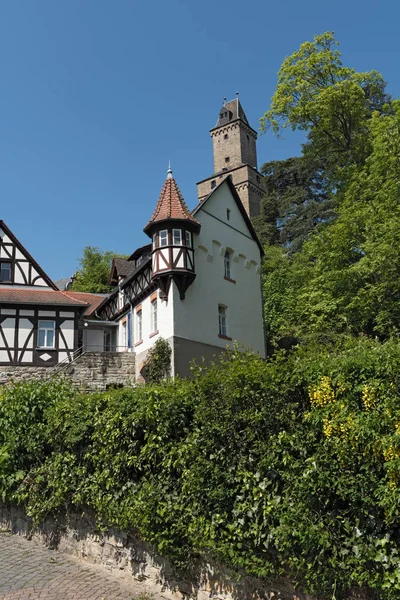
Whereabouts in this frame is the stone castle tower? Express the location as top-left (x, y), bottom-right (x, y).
top-left (196, 95), bottom-right (265, 217)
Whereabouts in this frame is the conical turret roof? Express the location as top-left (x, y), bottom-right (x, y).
top-left (144, 168), bottom-right (199, 233)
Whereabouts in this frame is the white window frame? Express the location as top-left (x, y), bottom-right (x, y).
top-left (218, 305), bottom-right (227, 338)
top-left (121, 320), bottom-right (127, 349)
top-left (224, 250), bottom-right (231, 279)
top-left (136, 310), bottom-right (143, 341)
top-left (185, 231), bottom-right (192, 248)
top-left (173, 229), bottom-right (182, 246)
top-left (151, 299), bottom-right (158, 332)
top-left (160, 230), bottom-right (168, 247)
top-left (152, 232), bottom-right (157, 246)
top-left (38, 320), bottom-right (56, 348)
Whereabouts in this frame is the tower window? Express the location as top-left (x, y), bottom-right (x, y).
top-left (224, 134), bottom-right (228, 140)
top-left (173, 229), bottom-right (182, 245)
top-left (159, 230), bottom-right (168, 247)
top-left (185, 231), bottom-right (192, 247)
top-left (211, 180), bottom-right (216, 189)
top-left (225, 157), bottom-right (230, 163)
top-left (152, 232), bottom-right (157, 247)
top-left (256, 175), bottom-right (260, 183)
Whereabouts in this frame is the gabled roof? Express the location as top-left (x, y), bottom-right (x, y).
top-left (211, 97), bottom-right (256, 133)
top-left (127, 244), bottom-right (152, 262)
top-left (109, 258), bottom-right (136, 285)
top-left (63, 291), bottom-right (108, 316)
top-left (0, 287), bottom-right (89, 308)
top-left (193, 176), bottom-right (264, 256)
top-left (0, 220), bottom-right (58, 290)
top-left (144, 170), bottom-right (200, 234)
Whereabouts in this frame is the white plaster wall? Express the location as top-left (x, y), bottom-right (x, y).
top-left (123, 292), bottom-right (174, 355)
top-left (173, 181), bottom-right (265, 357)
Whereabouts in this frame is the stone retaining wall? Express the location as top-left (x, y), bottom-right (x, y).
top-left (0, 352), bottom-right (136, 391)
top-left (0, 503), bottom-right (369, 600)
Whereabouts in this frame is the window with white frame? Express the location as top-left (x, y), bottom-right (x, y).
top-left (38, 320), bottom-right (56, 348)
top-left (173, 229), bottom-right (182, 245)
top-left (185, 231), bottom-right (192, 247)
top-left (224, 250), bottom-right (231, 279)
top-left (151, 299), bottom-right (158, 332)
top-left (160, 230), bottom-right (168, 247)
top-left (218, 305), bottom-right (227, 337)
top-left (136, 310), bottom-right (143, 341)
top-left (152, 232), bottom-right (157, 246)
top-left (0, 262), bottom-right (11, 282)
top-left (121, 320), bottom-right (127, 349)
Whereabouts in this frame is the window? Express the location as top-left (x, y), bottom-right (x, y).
top-left (173, 229), bottom-right (182, 245)
top-left (185, 231), bottom-right (192, 247)
top-left (226, 209), bottom-right (231, 221)
top-left (225, 156), bottom-right (230, 163)
top-left (224, 133), bottom-right (228, 140)
top-left (136, 310), bottom-right (142, 341)
top-left (151, 299), bottom-right (158, 332)
top-left (118, 290), bottom-right (124, 310)
top-left (121, 320), bottom-right (127, 349)
top-left (38, 320), bottom-right (55, 348)
top-left (152, 232), bottom-right (157, 246)
top-left (224, 250), bottom-right (231, 279)
top-left (218, 305), bottom-right (227, 337)
top-left (0, 262), bottom-right (11, 282)
top-left (160, 230), bottom-right (168, 247)
top-left (211, 180), bottom-right (216, 189)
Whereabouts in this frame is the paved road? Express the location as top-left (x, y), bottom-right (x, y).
top-left (0, 532), bottom-right (150, 599)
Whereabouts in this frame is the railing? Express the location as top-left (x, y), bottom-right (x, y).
top-left (46, 345), bottom-right (133, 377)
top-left (46, 346), bottom-right (84, 376)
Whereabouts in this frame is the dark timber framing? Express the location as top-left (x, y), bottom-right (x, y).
top-left (0, 305), bottom-right (81, 366)
top-left (0, 220), bottom-right (58, 289)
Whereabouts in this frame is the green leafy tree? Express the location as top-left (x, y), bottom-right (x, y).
top-left (260, 32), bottom-right (389, 187)
top-left (72, 246), bottom-right (127, 293)
top-left (252, 156), bottom-right (334, 252)
top-left (292, 102), bottom-right (400, 340)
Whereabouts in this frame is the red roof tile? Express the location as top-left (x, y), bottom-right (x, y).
top-left (144, 173), bottom-right (199, 231)
top-left (63, 291), bottom-right (108, 316)
top-left (0, 288), bottom-right (89, 307)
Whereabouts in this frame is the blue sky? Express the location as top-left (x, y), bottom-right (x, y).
top-left (1, 0), bottom-right (399, 280)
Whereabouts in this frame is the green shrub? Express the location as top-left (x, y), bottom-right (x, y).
top-left (2, 341), bottom-right (400, 598)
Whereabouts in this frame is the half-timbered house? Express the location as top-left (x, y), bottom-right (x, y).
top-left (0, 220), bottom-right (104, 372)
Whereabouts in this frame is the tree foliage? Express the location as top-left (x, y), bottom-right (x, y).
top-left (71, 246), bottom-right (127, 293)
top-left (260, 32), bottom-right (389, 186)
top-left (252, 156), bottom-right (334, 252)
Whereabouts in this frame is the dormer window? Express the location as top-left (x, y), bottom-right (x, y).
top-left (173, 229), bottom-right (182, 245)
top-left (160, 230), bottom-right (168, 247)
top-left (0, 262), bottom-right (11, 283)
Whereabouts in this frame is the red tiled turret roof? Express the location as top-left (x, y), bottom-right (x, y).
top-left (144, 168), bottom-right (199, 232)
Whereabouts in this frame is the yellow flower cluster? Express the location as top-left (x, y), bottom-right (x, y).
top-left (309, 377), bottom-right (335, 407)
top-left (395, 423), bottom-right (400, 436)
top-left (388, 473), bottom-right (398, 490)
top-left (322, 414), bottom-right (356, 441)
top-left (383, 445), bottom-right (400, 462)
top-left (362, 384), bottom-right (376, 411)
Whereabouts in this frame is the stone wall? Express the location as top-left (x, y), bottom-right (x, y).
top-left (0, 365), bottom-right (49, 385)
top-left (0, 352), bottom-right (136, 391)
top-left (64, 351), bottom-right (136, 391)
top-left (0, 503), bottom-right (322, 600)
top-left (0, 503), bottom-right (371, 600)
